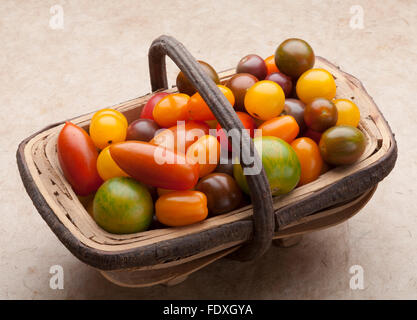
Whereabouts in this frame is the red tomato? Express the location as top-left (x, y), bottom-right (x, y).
top-left (140, 92), bottom-right (169, 120)
top-left (109, 141), bottom-right (199, 190)
top-left (150, 121), bottom-right (210, 153)
top-left (57, 122), bottom-right (103, 196)
top-left (216, 112), bottom-right (256, 151)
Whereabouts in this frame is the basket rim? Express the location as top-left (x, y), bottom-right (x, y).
top-left (16, 57), bottom-right (398, 271)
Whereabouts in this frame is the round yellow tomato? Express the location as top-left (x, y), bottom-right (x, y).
top-left (333, 99), bottom-right (361, 127)
top-left (96, 146), bottom-right (129, 181)
top-left (244, 80), bottom-right (285, 120)
top-left (90, 114), bottom-right (127, 150)
top-left (91, 109), bottom-right (128, 129)
top-left (296, 68), bottom-right (336, 103)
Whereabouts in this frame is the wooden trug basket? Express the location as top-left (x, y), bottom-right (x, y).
top-left (17, 36), bottom-right (397, 287)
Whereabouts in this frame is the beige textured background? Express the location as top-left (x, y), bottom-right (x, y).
top-left (1, 0), bottom-right (416, 299)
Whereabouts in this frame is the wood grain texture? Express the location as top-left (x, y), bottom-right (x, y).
top-left (148, 35), bottom-right (274, 261)
top-left (16, 54), bottom-right (397, 271)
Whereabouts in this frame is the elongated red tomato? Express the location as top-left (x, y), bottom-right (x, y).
top-left (57, 122), bottom-right (103, 196)
top-left (109, 141), bottom-right (199, 190)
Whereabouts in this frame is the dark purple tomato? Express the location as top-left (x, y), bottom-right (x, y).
top-left (176, 60), bottom-right (220, 96)
top-left (265, 72), bottom-right (293, 97)
top-left (195, 173), bottom-right (243, 216)
top-left (319, 125), bottom-right (366, 165)
top-left (214, 161), bottom-right (234, 176)
top-left (282, 98), bottom-right (306, 133)
top-left (126, 119), bottom-right (160, 142)
top-left (304, 127), bottom-right (322, 145)
top-left (304, 98), bottom-right (338, 132)
top-left (275, 38), bottom-right (315, 78)
top-left (225, 73), bottom-right (258, 111)
top-left (236, 54), bottom-right (267, 80)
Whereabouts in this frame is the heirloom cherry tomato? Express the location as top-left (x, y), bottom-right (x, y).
top-left (126, 119), bottom-right (160, 142)
top-left (176, 61), bottom-right (220, 96)
top-left (214, 157), bottom-right (234, 176)
top-left (110, 141), bottom-right (199, 190)
top-left (152, 93), bottom-right (190, 128)
top-left (91, 109), bottom-right (128, 129)
top-left (155, 191), bottom-right (208, 227)
top-left (90, 114), bottom-right (127, 149)
top-left (244, 80), bottom-right (285, 120)
top-left (264, 55), bottom-right (279, 75)
top-left (93, 177), bottom-right (153, 234)
top-left (304, 127), bottom-right (322, 144)
top-left (304, 98), bottom-right (338, 132)
top-left (150, 120), bottom-right (209, 153)
top-left (186, 135), bottom-right (220, 177)
top-left (296, 68), bottom-right (336, 103)
top-left (275, 38), bottom-right (315, 78)
top-left (234, 136), bottom-right (301, 196)
top-left (187, 85), bottom-right (235, 121)
top-left (255, 115), bottom-right (299, 143)
top-left (236, 54), bottom-right (267, 80)
top-left (57, 122), bottom-right (103, 196)
top-left (195, 173), bottom-right (243, 216)
top-left (216, 112), bottom-right (256, 151)
top-left (319, 125), bottom-right (366, 165)
top-left (265, 72), bottom-right (292, 97)
top-left (225, 73), bottom-right (258, 111)
top-left (333, 99), bottom-right (361, 127)
top-left (291, 137), bottom-right (323, 186)
top-left (283, 98), bottom-right (306, 133)
top-left (140, 92), bottom-right (169, 120)
top-left (96, 146), bottom-right (129, 181)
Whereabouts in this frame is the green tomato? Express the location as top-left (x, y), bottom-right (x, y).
top-left (319, 125), bottom-right (366, 165)
top-left (93, 177), bottom-right (153, 234)
top-left (275, 38), bottom-right (315, 78)
top-left (233, 136), bottom-right (301, 196)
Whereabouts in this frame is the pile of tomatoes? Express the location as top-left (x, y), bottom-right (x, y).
top-left (58, 38), bottom-right (366, 235)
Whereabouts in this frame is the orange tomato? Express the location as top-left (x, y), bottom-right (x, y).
top-left (186, 135), bottom-right (221, 177)
top-left (187, 85), bottom-right (235, 121)
top-left (255, 115), bottom-right (299, 143)
top-left (264, 55), bottom-right (279, 75)
top-left (152, 93), bottom-right (190, 128)
top-left (150, 121), bottom-right (209, 153)
top-left (156, 191), bottom-right (208, 227)
top-left (291, 137), bottom-right (323, 186)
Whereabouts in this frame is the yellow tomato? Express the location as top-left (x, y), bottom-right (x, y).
top-left (186, 135), bottom-right (220, 177)
top-left (96, 146), bottom-right (129, 181)
top-left (90, 114), bottom-right (127, 149)
top-left (296, 68), bottom-right (336, 103)
top-left (333, 99), bottom-right (361, 127)
top-left (244, 80), bottom-right (285, 120)
top-left (91, 109), bottom-right (128, 129)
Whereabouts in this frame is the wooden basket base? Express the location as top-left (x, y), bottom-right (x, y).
top-left (99, 185), bottom-right (377, 288)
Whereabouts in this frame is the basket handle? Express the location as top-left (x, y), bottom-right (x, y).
top-left (148, 35), bottom-right (275, 261)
